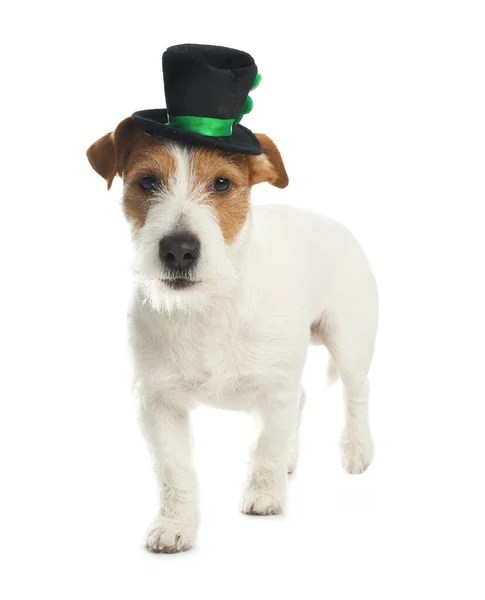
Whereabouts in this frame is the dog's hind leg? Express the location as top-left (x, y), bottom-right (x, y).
top-left (288, 387), bottom-right (305, 475)
top-left (339, 374), bottom-right (374, 474)
top-left (317, 299), bottom-right (377, 474)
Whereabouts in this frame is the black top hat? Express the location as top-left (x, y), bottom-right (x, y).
top-left (132, 44), bottom-right (263, 155)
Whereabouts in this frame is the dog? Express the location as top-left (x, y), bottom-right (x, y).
top-left (87, 117), bottom-right (378, 553)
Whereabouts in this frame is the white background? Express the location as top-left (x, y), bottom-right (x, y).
top-left (2, 1), bottom-right (485, 598)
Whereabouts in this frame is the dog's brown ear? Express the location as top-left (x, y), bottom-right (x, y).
top-left (248, 134), bottom-right (289, 189)
top-left (86, 117), bottom-right (143, 190)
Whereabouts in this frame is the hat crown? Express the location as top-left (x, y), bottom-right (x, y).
top-left (162, 44), bottom-right (258, 120)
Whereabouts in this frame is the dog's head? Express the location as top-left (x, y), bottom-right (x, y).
top-left (87, 118), bottom-right (288, 312)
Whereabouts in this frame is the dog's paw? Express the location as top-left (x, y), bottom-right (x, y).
top-left (241, 488), bottom-right (284, 516)
top-left (145, 517), bottom-right (196, 554)
top-left (340, 428), bottom-right (374, 474)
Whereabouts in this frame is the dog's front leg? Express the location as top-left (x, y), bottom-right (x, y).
top-left (140, 399), bottom-right (198, 553)
top-left (242, 389), bottom-right (298, 516)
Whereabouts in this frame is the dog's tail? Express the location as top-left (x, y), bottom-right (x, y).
top-left (326, 357), bottom-right (339, 386)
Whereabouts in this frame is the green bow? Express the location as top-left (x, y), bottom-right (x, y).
top-left (167, 73), bottom-right (262, 137)
top-left (235, 72), bottom-right (262, 124)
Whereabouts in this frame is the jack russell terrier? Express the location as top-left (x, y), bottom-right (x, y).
top-left (87, 44), bottom-right (378, 553)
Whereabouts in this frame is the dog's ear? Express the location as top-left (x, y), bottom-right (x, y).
top-left (248, 134), bottom-right (289, 189)
top-left (86, 117), bottom-right (144, 190)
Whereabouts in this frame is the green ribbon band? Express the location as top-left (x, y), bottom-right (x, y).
top-left (167, 73), bottom-right (262, 138)
top-left (167, 115), bottom-right (234, 137)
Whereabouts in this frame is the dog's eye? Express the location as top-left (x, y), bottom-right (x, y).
top-left (211, 177), bottom-right (231, 193)
top-left (138, 176), bottom-right (160, 192)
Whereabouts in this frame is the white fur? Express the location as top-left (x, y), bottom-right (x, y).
top-left (129, 144), bottom-right (378, 552)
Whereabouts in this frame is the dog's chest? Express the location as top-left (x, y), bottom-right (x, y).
top-left (175, 326), bottom-right (258, 396)
top-left (136, 310), bottom-right (285, 407)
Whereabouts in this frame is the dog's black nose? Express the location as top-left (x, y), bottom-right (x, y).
top-left (159, 233), bottom-right (201, 272)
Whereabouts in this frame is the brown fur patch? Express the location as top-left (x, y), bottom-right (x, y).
top-left (87, 119), bottom-right (173, 229)
top-left (191, 148), bottom-right (251, 243)
top-left (87, 117), bottom-right (289, 237)
top-left (86, 118), bottom-right (150, 190)
top-left (248, 134), bottom-right (289, 188)
top-left (122, 143), bottom-right (177, 229)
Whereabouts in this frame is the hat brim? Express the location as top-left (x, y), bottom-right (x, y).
top-left (132, 109), bottom-right (262, 155)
